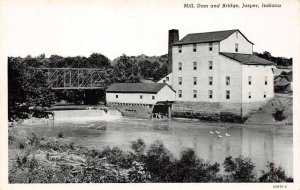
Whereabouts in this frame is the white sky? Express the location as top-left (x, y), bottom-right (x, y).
top-left (1, 0), bottom-right (299, 60)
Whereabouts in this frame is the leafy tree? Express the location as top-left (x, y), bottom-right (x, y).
top-left (112, 54), bottom-right (141, 83)
top-left (88, 53), bottom-right (111, 68)
top-left (223, 156), bottom-right (257, 182)
top-left (144, 140), bottom-right (175, 182)
top-left (8, 56), bottom-right (55, 121)
top-left (259, 162), bottom-right (293, 182)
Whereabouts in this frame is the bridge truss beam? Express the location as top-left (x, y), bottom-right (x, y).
top-left (35, 68), bottom-right (107, 90)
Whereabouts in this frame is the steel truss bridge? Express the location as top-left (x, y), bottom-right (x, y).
top-left (35, 68), bottom-right (108, 90)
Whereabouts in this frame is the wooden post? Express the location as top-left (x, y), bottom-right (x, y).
top-left (168, 105), bottom-right (171, 120)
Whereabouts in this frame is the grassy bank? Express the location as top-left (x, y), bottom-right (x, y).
top-left (8, 128), bottom-right (293, 183)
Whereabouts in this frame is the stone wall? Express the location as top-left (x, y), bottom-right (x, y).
top-left (172, 101), bottom-right (270, 122)
top-left (107, 103), bottom-right (153, 119)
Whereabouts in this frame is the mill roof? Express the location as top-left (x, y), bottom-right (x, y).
top-left (220, 52), bottom-right (276, 65)
top-left (173, 29), bottom-right (253, 45)
top-left (106, 83), bottom-right (175, 93)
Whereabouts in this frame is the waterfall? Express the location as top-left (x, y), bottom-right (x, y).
top-left (53, 109), bottom-right (122, 122)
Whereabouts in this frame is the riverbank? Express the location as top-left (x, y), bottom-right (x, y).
top-left (8, 129), bottom-right (293, 183)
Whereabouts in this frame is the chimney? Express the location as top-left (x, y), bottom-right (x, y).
top-left (168, 29), bottom-right (179, 74)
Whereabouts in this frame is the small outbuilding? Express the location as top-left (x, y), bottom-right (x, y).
top-left (106, 83), bottom-right (176, 107)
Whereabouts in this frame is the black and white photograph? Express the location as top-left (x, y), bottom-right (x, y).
top-left (0, 0), bottom-right (299, 189)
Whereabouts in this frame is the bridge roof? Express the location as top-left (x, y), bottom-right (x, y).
top-left (106, 83), bottom-right (174, 93)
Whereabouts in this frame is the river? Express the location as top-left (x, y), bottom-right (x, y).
top-left (17, 109), bottom-right (293, 177)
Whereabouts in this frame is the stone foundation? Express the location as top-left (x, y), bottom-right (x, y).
top-left (107, 103), bottom-right (153, 119)
top-left (172, 100), bottom-right (271, 123)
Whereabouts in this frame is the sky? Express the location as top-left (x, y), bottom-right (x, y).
top-left (1, 0), bottom-right (299, 60)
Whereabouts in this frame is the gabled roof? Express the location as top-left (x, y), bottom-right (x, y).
top-left (106, 83), bottom-right (175, 93)
top-left (220, 52), bottom-right (275, 65)
top-left (275, 77), bottom-right (291, 87)
top-left (173, 29), bottom-right (253, 45)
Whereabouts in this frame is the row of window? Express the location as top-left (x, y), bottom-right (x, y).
top-left (178, 61), bottom-right (213, 71)
top-left (178, 43), bottom-right (239, 53)
top-left (116, 95), bottom-right (155, 100)
top-left (177, 76), bottom-right (268, 86)
top-left (178, 90), bottom-right (267, 99)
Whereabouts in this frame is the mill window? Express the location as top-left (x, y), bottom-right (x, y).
top-left (248, 76), bottom-right (252, 85)
top-left (152, 95), bottom-right (155, 100)
top-left (209, 77), bottom-right (213, 85)
top-left (140, 95), bottom-right (143, 99)
top-left (193, 90), bottom-right (197, 98)
top-left (209, 42), bottom-right (213, 51)
top-left (178, 90), bottom-right (182, 98)
top-left (248, 92), bottom-right (251, 99)
top-left (178, 45), bottom-right (182, 53)
top-left (235, 44), bottom-right (239, 52)
top-left (178, 77), bottom-right (182, 85)
top-left (265, 76), bottom-right (268, 85)
top-left (193, 62), bottom-right (197, 70)
top-left (116, 95), bottom-right (118, 98)
top-left (264, 92), bottom-right (266, 98)
top-left (209, 90), bottom-right (213, 99)
top-left (209, 61), bottom-right (213, 70)
top-left (193, 44), bottom-right (197, 52)
top-left (226, 76), bottom-right (230, 85)
top-left (178, 62), bottom-right (182, 71)
top-left (166, 77), bottom-right (169, 81)
top-left (193, 77), bottom-right (197, 85)
top-left (226, 90), bottom-right (230, 99)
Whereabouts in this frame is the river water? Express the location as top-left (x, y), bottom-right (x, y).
top-left (18, 109), bottom-right (293, 176)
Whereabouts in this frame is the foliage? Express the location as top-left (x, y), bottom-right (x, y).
top-left (111, 54), bottom-right (141, 83)
top-left (9, 132), bottom-right (293, 183)
top-left (8, 57), bottom-right (55, 121)
top-left (273, 108), bottom-right (286, 121)
top-left (223, 156), bottom-right (257, 182)
top-left (144, 140), bottom-right (175, 182)
top-left (259, 162), bottom-right (293, 182)
top-left (254, 51), bottom-right (292, 66)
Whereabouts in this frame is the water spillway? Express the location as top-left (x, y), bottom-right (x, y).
top-left (52, 109), bottom-right (122, 122)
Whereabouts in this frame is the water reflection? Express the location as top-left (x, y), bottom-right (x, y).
top-left (18, 110), bottom-right (293, 176)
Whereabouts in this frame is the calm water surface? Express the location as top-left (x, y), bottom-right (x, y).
top-left (17, 110), bottom-right (293, 176)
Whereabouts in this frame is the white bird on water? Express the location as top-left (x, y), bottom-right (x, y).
top-left (218, 135), bottom-right (223, 138)
top-left (215, 131), bottom-right (220, 134)
top-left (209, 131), bottom-right (214, 134)
top-left (225, 133), bottom-right (230, 137)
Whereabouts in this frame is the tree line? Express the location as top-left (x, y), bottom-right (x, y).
top-left (254, 51), bottom-right (292, 67)
top-left (8, 53), bottom-right (168, 121)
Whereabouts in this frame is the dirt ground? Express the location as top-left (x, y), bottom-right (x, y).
top-left (245, 93), bottom-right (293, 125)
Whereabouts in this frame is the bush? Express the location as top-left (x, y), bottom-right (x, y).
top-left (57, 130), bottom-right (64, 138)
top-left (144, 140), bottom-right (175, 182)
top-left (223, 156), bottom-right (256, 182)
top-left (259, 163), bottom-right (293, 182)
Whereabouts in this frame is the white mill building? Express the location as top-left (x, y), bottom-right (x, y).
top-left (106, 29), bottom-right (276, 119)
top-left (159, 29), bottom-right (275, 117)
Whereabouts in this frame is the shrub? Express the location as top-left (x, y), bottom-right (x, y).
top-left (223, 156), bottom-right (256, 182)
top-left (144, 140), bottom-right (175, 182)
top-left (259, 162), bottom-right (293, 182)
top-left (28, 133), bottom-right (40, 146)
top-left (58, 130), bottom-right (64, 138)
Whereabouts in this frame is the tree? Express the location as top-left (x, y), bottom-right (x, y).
top-left (145, 140), bottom-right (175, 182)
top-left (8, 57), bottom-right (55, 121)
top-left (88, 53), bottom-right (111, 68)
top-left (259, 162), bottom-right (293, 182)
top-left (112, 54), bottom-right (141, 83)
top-left (223, 156), bottom-right (256, 182)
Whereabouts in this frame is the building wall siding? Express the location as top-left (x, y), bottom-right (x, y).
top-left (172, 44), bottom-right (244, 103)
top-left (220, 31), bottom-right (253, 54)
top-left (106, 85), bottom-right (175, 104)
top-left (242, 65), bottom-right (274, 102)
